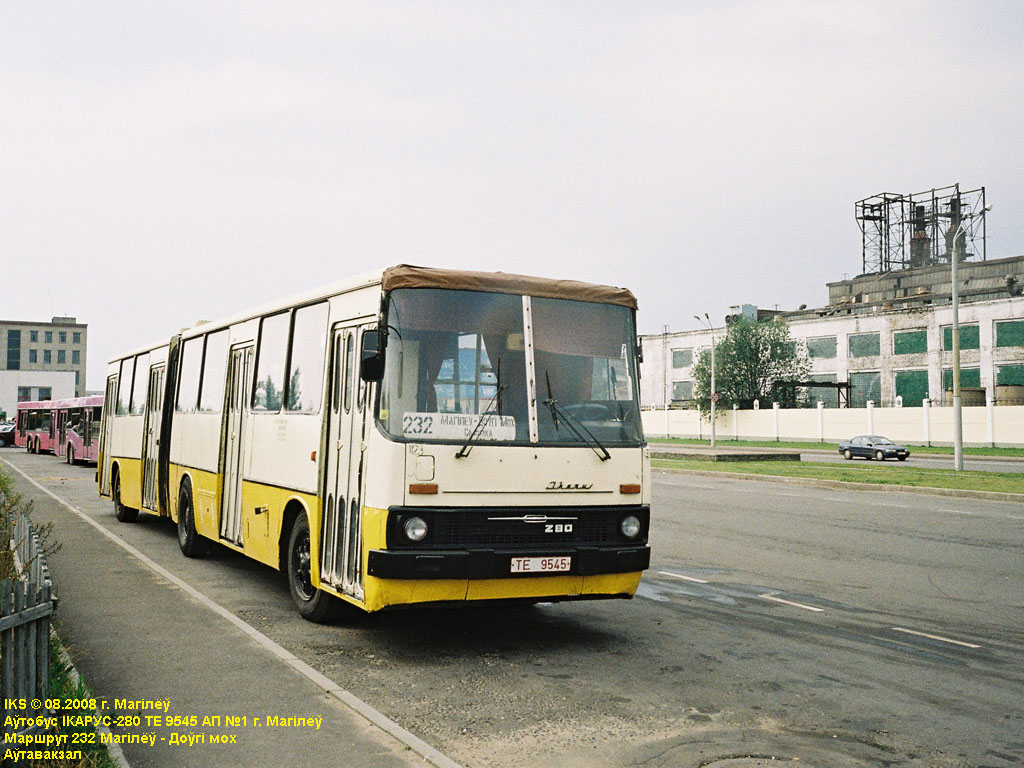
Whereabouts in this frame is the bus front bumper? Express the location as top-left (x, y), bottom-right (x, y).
top-left (366, 545), bottom-right (650, 580)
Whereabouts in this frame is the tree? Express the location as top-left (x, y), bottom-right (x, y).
top-left (692, 318), bottom-right (810, 415)
top-left (255, 374), bottom-right (282, 411)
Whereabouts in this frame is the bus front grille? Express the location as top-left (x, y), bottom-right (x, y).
top-left (386, 506), bottom-right (649, 551)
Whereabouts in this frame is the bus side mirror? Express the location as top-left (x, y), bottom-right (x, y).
top-left (360, 330), bottom-right (386, 382)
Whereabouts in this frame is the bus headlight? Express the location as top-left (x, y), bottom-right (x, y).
top-left (620, 515), bottom-right (641, 539)
top-left (403, 516), bottom-right (429, 542)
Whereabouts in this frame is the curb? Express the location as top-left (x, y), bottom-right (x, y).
top-left (55, 638), bottom-right (132, 768)
top-left (652, 465), bottom-right (1024, 502)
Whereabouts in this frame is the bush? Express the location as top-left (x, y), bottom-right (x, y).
top-left (0, 469), bottom-right (60, 581)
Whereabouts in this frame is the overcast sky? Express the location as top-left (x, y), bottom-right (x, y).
top-left (3, 1), bottom-right (1023, 391)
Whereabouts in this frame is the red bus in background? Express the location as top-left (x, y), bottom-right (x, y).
top-left (15, 400), bottom-right (54, 454)
top-left (15, 396), bottom-right (104, 463)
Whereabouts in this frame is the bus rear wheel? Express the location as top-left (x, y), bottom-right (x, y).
top-left (112, 467), bottom-right (138, 523)
top-left (287, 515), bottom-right (337, 624)
top-left (177, 481), bottom-right (209, 558)
top-left (66, 444), bottom-right (75, 465)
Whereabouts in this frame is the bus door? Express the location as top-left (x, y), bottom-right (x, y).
top-left (84, 407), bottom-right (94, 449)
top-left (98, 376), bottom-right (117, 496)
top-left (220, 345), bottom-right (253, 546)
top-left (321, 323), bottom-right (371, 598)
top-left (141, 365), bottom-right (165, 511)
top-left (57, 409), bottom-right (67, 453)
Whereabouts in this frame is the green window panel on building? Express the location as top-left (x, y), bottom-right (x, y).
top-left (995, 319), bottom-right (1024, 348)
top-left (672, 381), bottom-right (693, 401)
top-left (942, 368), bottom-right (981, 391)
top-left (893, 329), bottom-right (927, 355)
top-left (941, 324), bottom-right (979, 351)
top-left (849, 371), bottom-right (880, 408)
top-left (807, 373), bottom-right (838, 407)
top-left (672, 349), bottom-right (692, 368)
top-left (997, 364), bottom-right (1024, 386)
top-left (807, 336), bottom-right (837, 359)
top-left (848, 333), bottom-right (880, 358)
top-left (6, 330), bottom-right (21, 370)
top-left (894, 369), bottom-right (929, 406)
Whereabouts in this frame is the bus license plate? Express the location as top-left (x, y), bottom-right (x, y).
top-left (510, 556), bottom-right (571, 574)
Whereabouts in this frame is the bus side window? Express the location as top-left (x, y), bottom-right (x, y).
top-left (343, 333), bottom-right (354, 413)
top-left (176, 337), bottom-right (204, 413)
top-left (116, 359), bottom-right (132, 415)
top-left (332, 335), bottom-right (343, 414)
top-left (285, 302), bottom-right (328, 413)
top-left (253, 312), bottom-right (290, 412)
top-left (198, 330), bottom-right (229, 413)
top-left (357, 331), bottom-right (367, 411)
top-left (129, 353), bottom-right (150, 415)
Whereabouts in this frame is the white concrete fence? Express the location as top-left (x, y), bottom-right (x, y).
top-left (641, 401), bottom-right (1024, 447)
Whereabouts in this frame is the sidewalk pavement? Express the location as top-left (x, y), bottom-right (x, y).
top-left (3, 454), bottom-right (452, 768)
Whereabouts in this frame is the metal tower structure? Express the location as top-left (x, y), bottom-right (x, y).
top-left (855, 184), bottom-right (986, 275)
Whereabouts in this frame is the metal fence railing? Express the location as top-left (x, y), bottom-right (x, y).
top-left (1, 511), bottom-right (56, 738)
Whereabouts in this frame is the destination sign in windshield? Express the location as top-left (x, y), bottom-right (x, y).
top-left (402, 413), bottom-right (516, 441)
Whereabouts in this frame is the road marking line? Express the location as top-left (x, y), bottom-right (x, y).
top-left (658, 571), bottom-right (709, 584)
top-left (2, 457), bottom-right (465, 768)
top-left (891, 627), bottom-right (981, 649)
top-left (758, 593), bottom-right (824, 612)
top-left (659, 482), bottom-right (716, 490)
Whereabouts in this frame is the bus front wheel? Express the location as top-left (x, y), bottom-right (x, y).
top-left (112, 467), bottom-right (138, 523)
top-left (287, 515), bottom-right (337, 624)
top-left (66, 444), bottom-right (75, 465)
top-left (177, 481), bottom-right (209, 558)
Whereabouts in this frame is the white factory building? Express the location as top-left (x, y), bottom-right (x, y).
top-left (641, 253), bottom-right (1024, 410)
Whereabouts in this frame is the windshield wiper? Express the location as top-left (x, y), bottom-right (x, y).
top-left (455, 359), bottom-right (506, 459)
top-left (543, 371), bottom-right (611, 462)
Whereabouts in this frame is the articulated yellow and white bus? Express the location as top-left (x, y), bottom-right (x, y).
top-left (99, 266), bottom-right (650, 621)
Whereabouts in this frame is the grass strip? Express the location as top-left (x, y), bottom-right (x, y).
top-left (40, 634), bottom-right (120, 768)
top-left (651, 457), bottom-right (1024, 495)
top-left (649, 437), bottom-right (1023, 458)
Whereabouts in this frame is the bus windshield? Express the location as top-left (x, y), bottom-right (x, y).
top-left (378, 288), bottom-right (643, 447)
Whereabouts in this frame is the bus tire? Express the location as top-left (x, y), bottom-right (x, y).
top-left (177, 480), bottom-right (209, 558)
top-left (66, 444), bottom-right (75, 465)
top-left (287, 515), bottom-right (337, 623)
top-left (112, 466), bottom-right (139, 523)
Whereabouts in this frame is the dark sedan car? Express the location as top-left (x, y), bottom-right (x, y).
top-left (0, 422), bottom-right (14, 447)
top-left (839, 435), bottom-right (910, 461)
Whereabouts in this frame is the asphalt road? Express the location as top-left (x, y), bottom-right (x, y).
top-left (3, 447), bottom-right (1022, 768)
